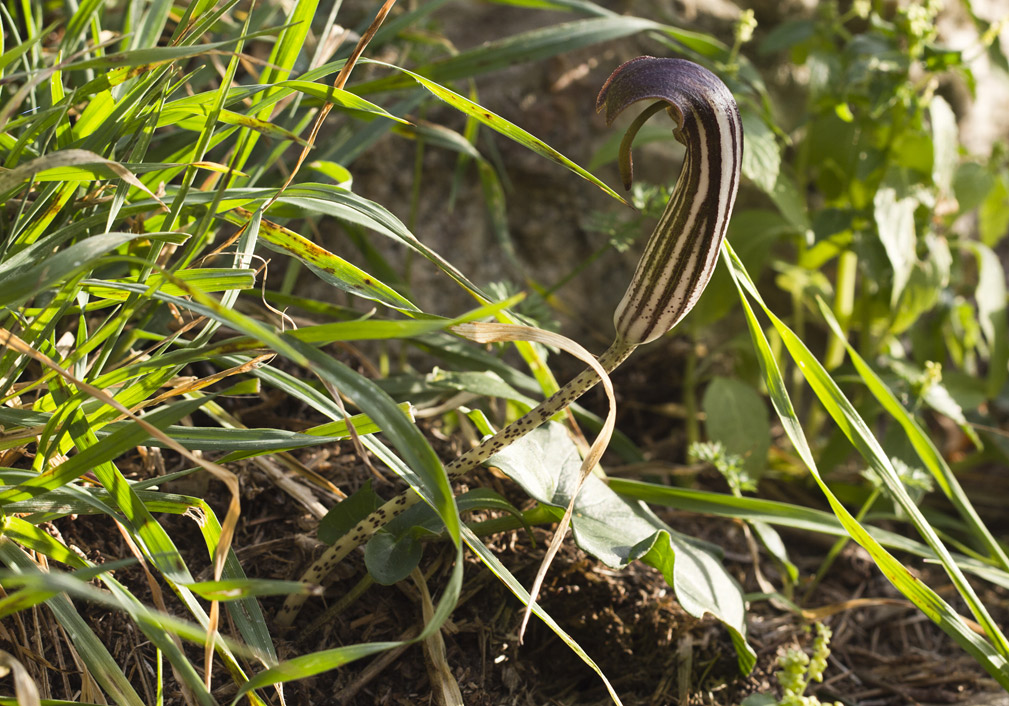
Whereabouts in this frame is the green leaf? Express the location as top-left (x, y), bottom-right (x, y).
top-left (873, 180), bottom-right (917, 306)
top-left (922, 379), bottom-right (981, 448)
top-left (0, 231), bottom-right (165, 309)
top-left (741, 694), bottom-right (778, 706)
top-left (487, 423), bottom-right (755, 673)
top-left (769, 171), bottom-right (810, 232)
top-left (426, 368), bottom-right (534, 406)
top-left (978, 171), bottom-right (1009, 248)
top-left (358, 487), bottom-right (529, 585)
top-left (759, 19), bottom-right (816, 54)
top-left (318, 481), bottom-right (382, 546)
top-left (953, 162), bottom-right (995, 215)
top-left (364, 529), bottom-right (424, 585)
top-left (702, 377), bottom-right (770, 477)
top-left (82, 268), bottom-right (255, 301)
top-left (964, 241), bottom-right (1009, 397)
top-left (930, 95), bottom-right (958, 200)
top-left (740, 108), bottom-right (780, 195)
top-left (184, 578), bottom-right (320, 601)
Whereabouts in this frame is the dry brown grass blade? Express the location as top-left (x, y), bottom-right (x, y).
top-left (144, 353), bottom-right (273, 408)
top-left (0, 328), bottom-right (241, 689)
top-left (801, 598), bottom-right (914, 622)
top-left (0, 649), bottom-right (42, 706)
top-left (450, 322), bottom-right (617, 642)
top-left (411, 567), bottom-right (464, 706)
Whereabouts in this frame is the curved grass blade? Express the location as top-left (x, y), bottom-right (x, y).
top-left (0, 149), bottom-right (163, 205)
top-left (366, 61), bottom-right (627, 205)
top-left (815, 297), bottom-right (1009, 574)
top-left (609, 479), bottom-right (1009, 591)
top-left (220, 207), bottom-right (420, 313)
top-left (722, 241), bottom-right (1009, 688)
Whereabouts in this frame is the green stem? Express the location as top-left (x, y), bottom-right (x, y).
top-left (808, 248), bottom-right (858, 441)
top-left (824, 249), bottom-right (858, 370)
top-left (684, 337), bottom-right (700, 447)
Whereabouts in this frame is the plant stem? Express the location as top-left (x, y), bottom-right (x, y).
top-left (684, 338), bottom-right (700, 447)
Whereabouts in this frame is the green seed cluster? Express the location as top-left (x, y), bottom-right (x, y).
top-left (774, 623), bottom-right (841, 706)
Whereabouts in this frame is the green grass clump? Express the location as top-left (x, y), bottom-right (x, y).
top-left (1, 0), bottom-right (1008, 703)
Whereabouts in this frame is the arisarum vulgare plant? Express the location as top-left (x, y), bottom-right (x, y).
top-left (279, 55), bottom-right (744, 627)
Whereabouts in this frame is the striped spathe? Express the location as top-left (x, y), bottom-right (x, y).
top-left (597, 57), bottom-right (743, 346)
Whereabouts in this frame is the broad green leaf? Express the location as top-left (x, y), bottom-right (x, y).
top-left (318, 481), bottom-right (382, 545)
top-left (873, 181), bottom-right (917, 306)
top-left (769, 171), bottom-right (810, 232)
top-left (953, 161), bottom-right (995, 215)
top-left (964, 241), bottom-right (1009, 397)
top-left (978, 172), bottom-right (1009, 247)
top-left (740, 108), bottom-right (780, 194)
top-left (364, 528), bottom-right (424, 585)
top-left (922, 378), bottom-right (981, 448)
top-left (359, 488), bottom-right (531, 585)
top-left (930, 95), bottom-right (958, 200)
top-left (702, 377), bottom-right (770, 477)
top-left (487, 423), bottom-right (755, 673)
top-left (759, 19), bottom-right (816, 54)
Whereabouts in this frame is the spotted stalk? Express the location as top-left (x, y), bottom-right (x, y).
top-left (277, 342), bottom-right (634, 626)
top-left (278, 56), bottom-right (742, 626)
